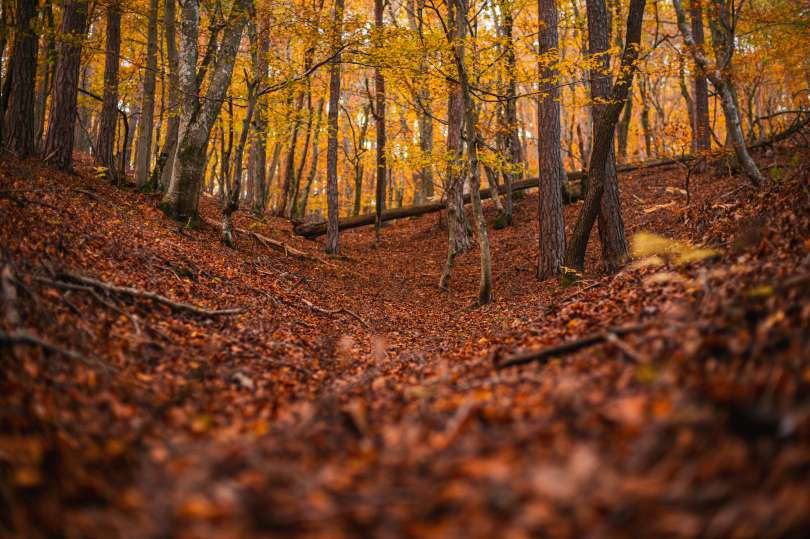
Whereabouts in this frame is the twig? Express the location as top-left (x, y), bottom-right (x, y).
top-left (299, 297), bottom-right (369, 328)
top-left (495, 323), bottom-right (653, 369)
top-left (59, 271), bottom-right (243, 317)
top-left (0, 330), bottom-right (111, 371)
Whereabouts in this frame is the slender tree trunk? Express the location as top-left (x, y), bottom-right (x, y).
top-left (406, 0), bottom-right (434, 204)
top-left (153, 0), bottom-right (180, 190)
top-left (290, 85), bottom-right (315, 217)
top-left (95, 2), bottom-right (121, 179)
top-left (3, 0), bottom-right (39, 157)
top-left (297, 96), bottom-right (325, 218)
top-left (672, 0), bottom-right (763, 186)
top-left (690, 0), bottom-right (710, 152)
top-left (373, 0), bottom-right (387, 243)
top-left (279, 89), bottom-right (306, 217)
top-left (325, 0), bottom-right (344, 254)
top-left (564, 0), bottom-right (645, 274)
top-left (499, 0), bottom-right (519, 225)
top-left (43, 0), bottom-right (88, 171)
top-left (587, 0), bottom-right (629, 272)
top-left (135, 0), bottom-right (159, 187)
top-left (250, 24), bottom-right (269, 215)
top-left (616, 84), bottom-right (633, 161)
top-left (0, 0), bottom-right (7, 146)
top-left (222, 82), bottom-right (257, 247)
top-left (34, 0), bottom-right (55, 148)
top-left (438, 0), bottom-right (473, 291)
top-left (537, 0), bottom-right (565, 280)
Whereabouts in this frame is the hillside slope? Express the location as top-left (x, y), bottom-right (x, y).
top-left (1, 147), bottom-right (809, 538)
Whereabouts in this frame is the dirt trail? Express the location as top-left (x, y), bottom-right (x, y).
top-left (1, 149), bottom-right (809, 538)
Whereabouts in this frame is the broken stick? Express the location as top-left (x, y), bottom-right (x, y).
top-left (495, 323), bottom-right (652, 369)
top-left (60, 271), bottom-right (243, 317)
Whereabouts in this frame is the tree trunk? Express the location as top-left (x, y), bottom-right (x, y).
top-left (586, 0), bottom-right (629, 272)
top-left (250, 24), bottom-right (269, 215)
top-left (373, 0), bottom-right (387, 243)
top-left (43, 0), bottom-right (88, 171)
top-left (134, 0), bottom-right (159, 187)
top-left (690, 0), bottom-right (710, 152)
top-left (406, 0), bottom-right (434, 205)
top-left (222, 82), bottom-right (257, 247)
top-left (95, 2), bottom-right (121, 179)
top-left (325, 0), bottom-right (344, 254)
top-left (34, 0), bottom-right (56, 149)
top-left (672, 0), bottom-right (763, 186)
top-left (297, 97), bottom-right (324, 219)
top-left (564, 0), bottom-right (645, 274)
top-left (160, 0), bottom-right (252, 222)
top-left (154, 0), bottom-right (180, 190)
top-left (438, 0), bottom-right (473, 291)
top-left (537, 0), bottom-right (566, 280)
top-left (498, 0), bottom-right (519, 225)
top-left (3, 0), bottom-right (39, 157)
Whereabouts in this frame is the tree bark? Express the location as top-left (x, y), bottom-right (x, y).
top-left (134, 0), bottom-right (159, 187)
top-left (222, 81), bottom-right (257, 247)
top-left (438, 0), bottom-right (473, 290)
top-left (34, 0), bottom-right (56, 148)
top-left (95, 2), bottom-right (121, 179)
top-left (154, 0), bottom-right (180, 190)
top-left (586, 0), bottom-right (629, 272)
top-left (672, 0), bottom-right (763, 186)
top-left (406, 0), bottom-right (434, 205)
top-left (160, 0), bottom-right (252, 222)
top-left (325, 0), bottom-right (344, 254)
top-left (250, 23), bottom-right (269, 215)
top-left (373, 0), bottom-right (387, 243)
top-left (43, 0), bottom-right (88, 171)
top-left (537, 0), bottom-right (566, 280)
top-left (564, 0), bottom-right (645, 274)
top-left (690, 0), bottom-right (710, 152)
top-left (3, 0), bottom-right (39, 157)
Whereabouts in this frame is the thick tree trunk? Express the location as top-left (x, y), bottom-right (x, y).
top-left (564, 0), bottom-right (645, 274)
top-left (537, 0), bottom-right (566, 280)
top-left (95, 2), bottom-right (121, 179)
top-left (43, 0), bottom-right (88, 171)
top-left (3, 0), bottom-right (38, 157)
top-left (690, 0), bottom-right (711, 152)
top-left (160, 0), bottom-right (252, 222)
top-left (325, 0), bottom-right (344, 254)
top-left (586, 0), bottom-right (629, 272)
top-left (134, 0), bottom-right (159, 187)
top-left (373, 0), bottom-right (387, 243)
top-left (438, 0), bottom-right (473, 291)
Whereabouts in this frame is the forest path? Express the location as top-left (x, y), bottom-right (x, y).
top-left (2, 148), bottom-right (809, 538)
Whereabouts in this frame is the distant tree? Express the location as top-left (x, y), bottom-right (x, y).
top-left (672, 0), bottom-right (763, 186)
top-left (153, 0), bottom-right (180, 190)
top-left (134, 0), bottom-right (159, 188)
top-left (373, 0), bottom-right (386, 243)
top-left (95, 2), bottom-right (122, 179)
top-left (325, 0), bottom-right (344, 254)
top-left (43, 0), bottom-right (89, 171)
top-left (3, 0), bottom-right (39, 157)
top-left (689, 0), bottom-right (711, 152)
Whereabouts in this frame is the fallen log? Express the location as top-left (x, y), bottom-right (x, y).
top-left (292, 157), bottom-right (686, 239)
top-left (293, 117), bottom-right (810, 240)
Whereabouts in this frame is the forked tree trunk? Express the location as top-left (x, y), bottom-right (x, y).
top-left (95, 2), bottom-right (121, 179)
top-left (3, 0), bottom-right (38, 157)
top-left (43, 0), bottom-right (88, 171)
top-left (438, 0), bottom-right (473, 291)
top-left (160, 0), bottom-right (252, 222)
top-left (586, 0), bottom-right (629, 272)
top-left (672, 0), bottom-right (763, 186)
top-left (537, 0), bottom-right (566, 279)
top-left (564, 0), bottom-right (646, 274)
top-left (134, 0), bottom-right (159, 187)
top-left (325, 0), bottom-right (344, 254)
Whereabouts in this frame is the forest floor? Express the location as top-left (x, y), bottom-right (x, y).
top-left (1, 143), bottom-right (809, 538)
